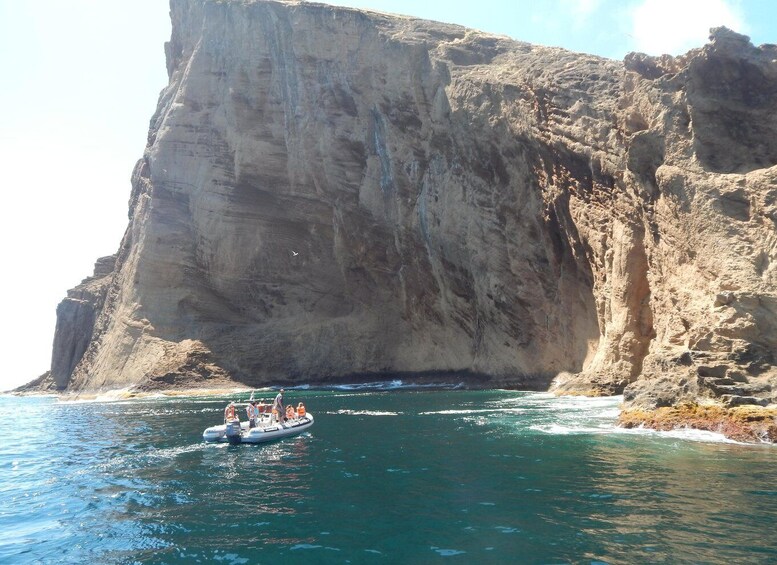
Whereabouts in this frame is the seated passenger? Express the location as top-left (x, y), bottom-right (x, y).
top-left (224, 402), bottom-right (238, 422)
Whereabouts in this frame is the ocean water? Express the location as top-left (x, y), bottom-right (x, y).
top-left (1, 388), bottom-right (776, 564)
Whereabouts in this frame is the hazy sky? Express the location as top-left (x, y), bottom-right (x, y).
top-left (0, 0), bottom-right (772, 391)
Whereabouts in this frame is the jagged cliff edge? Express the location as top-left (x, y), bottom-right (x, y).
top-left (25, 1), bottom-right (777, 440)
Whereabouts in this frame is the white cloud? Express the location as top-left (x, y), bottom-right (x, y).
top-left (631, 0), bottom-right (746, 55)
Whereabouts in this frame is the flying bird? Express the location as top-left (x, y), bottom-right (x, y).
top-left (291, 250), bottom-right (299, 256)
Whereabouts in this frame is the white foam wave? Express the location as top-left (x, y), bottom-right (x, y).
top-left (328, 409), bottom-right (400, 416)
top-left (519, 393), bottom-right (753, 444)
top-left (144, 443), bottom-right (206, 460)
top-left (420, 408), bottom-right (526, 415)
top-left (493, 391), bottom-right (555, 400)
top-left (530, 424), bottom-right (614, 435)
top-left (421, 409), bottom-right (494, 415)
top-left (329, 380), bottom-right (464, 391)
top-left (551, 396), bottom-right (623, 410)
top-left (616, 425), bottom-right (745, 444)
top-left (530, 422), bottom-right (745, 445)
top-left (56, 387), bottom-right (136, 403)
top-left (333, 380), bottom-right (404, 391)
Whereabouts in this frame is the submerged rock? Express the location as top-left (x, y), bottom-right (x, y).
top-left (32, 2), bottom-right (777, 438)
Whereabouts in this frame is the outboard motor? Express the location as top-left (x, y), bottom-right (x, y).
top-left (225, 419), bottom-right (242, 445)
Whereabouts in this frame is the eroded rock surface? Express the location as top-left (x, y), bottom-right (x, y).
top-left (50, 255), bottom-right (115, 390)
top-left (39, 1), bottom-right (776, 429)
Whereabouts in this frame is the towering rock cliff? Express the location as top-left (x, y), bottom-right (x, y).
top-left (45, 0), bottom-right (776, 436)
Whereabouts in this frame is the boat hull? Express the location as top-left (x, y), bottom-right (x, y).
top-left (203, 413), bottom-right (314, 444)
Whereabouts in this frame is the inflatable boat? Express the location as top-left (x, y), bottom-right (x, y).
top-left (203, 412), bottom-right (314, 444)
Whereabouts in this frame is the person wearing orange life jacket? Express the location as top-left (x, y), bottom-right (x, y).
top-left (297, 403), bottom-right (306, 417)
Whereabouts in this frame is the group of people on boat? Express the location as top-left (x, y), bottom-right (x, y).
top-left (223, 389), bottom-right (306, 428)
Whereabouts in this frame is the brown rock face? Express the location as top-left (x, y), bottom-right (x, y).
top-left (43, 1), bottom-right (776, 418)
top-left (50, 255), bottom-right (115, 390)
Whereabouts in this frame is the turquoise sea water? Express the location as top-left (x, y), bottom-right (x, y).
top-left (1, 387), bottom-right (776, 564)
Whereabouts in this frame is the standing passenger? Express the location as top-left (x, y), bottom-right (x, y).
top-left (246, 401), bottom-right (257, 428)
top-left (273, 389), bottom-right (285, 423)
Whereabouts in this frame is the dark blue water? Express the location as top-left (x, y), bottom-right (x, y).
top-left (1, 389), bottom-right (776, 564)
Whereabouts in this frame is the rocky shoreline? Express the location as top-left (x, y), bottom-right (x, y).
top-left (12, 375), bottom-right (776, 444)
top-left (12, 378), bottom-right (776, 444)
